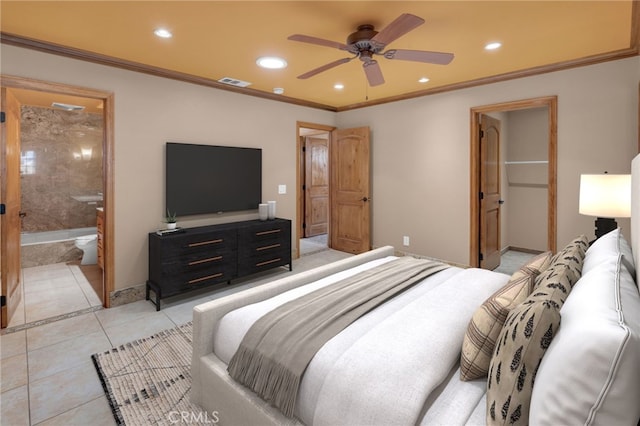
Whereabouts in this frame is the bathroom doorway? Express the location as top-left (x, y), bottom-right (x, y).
top-left (1, 76), bottom-right (114, 329)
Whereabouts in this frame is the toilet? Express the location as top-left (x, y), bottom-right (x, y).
top-left (75, 234), bottom-right (98, 265)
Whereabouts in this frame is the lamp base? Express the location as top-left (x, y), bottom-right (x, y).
top-left (594, 217), bottom-right (617, 240)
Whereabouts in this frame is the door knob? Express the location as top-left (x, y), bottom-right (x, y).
top-left (19, 211), bottom-right (27, 218)
top-left (362, 197), bottom-right (370, 202)
top-left (498, 199), bottom-right (505, 205)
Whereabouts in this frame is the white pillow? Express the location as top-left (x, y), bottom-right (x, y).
top-left (529, 254), bottom-right (640, 425)
top-left (583, 228), bottom-right (636, 278)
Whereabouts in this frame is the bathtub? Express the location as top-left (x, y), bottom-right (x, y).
top-left (21, 227), bottom-right (96, 267)
top-left (21, 227), bottom-right (96, 246)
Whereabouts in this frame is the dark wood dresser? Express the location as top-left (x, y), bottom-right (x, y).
top-left (147, 218), bottom-right (291, 310)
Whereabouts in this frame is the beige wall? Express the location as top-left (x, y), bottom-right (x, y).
top-left (1, 45), bottom-right (336, 292)
top-left (337, 57), bottom-right (638, 265)
top-left (504, 108), bottom-right (548, 252)
top-left (1, 44), bottom-right (638, 292)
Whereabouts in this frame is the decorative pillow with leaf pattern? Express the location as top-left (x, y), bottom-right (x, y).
top-left (544, 235), bottom-right (589, 285)
top-left (486, 236), bottom-right (587, 426)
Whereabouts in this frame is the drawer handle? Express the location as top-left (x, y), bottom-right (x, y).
top-left (256, 229), bottom-right (281, 236)
top-left (256, 258), bottom-right (282, 267)
top-left (188, 239), bottom-right (223, 248)
top-left (188, 273), bottom-right (222, 284)
top-left (188, 256), bottom-right (222, 266)
top-left (257, 243), bottom-right (281, 251)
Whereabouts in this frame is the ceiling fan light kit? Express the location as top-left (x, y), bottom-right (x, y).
top-left (288, 13), bottom-right (454, 87)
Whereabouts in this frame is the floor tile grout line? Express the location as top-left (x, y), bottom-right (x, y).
top-left (95, 311), bottom-right (116, 349)
top-left (69, 263), bottom-right (96, 309)
top-left (23, 321), bottom-right (33, 426)
top-left (3, 306), bottom-right (104, 335)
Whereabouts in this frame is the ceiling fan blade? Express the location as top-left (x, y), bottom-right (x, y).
top-left (363, 60), bottom-right (384, 86)
top-left (288, 34), bottom-right (349, 51)
top-left (297, 57), bottom-right (353, 79)
top-left (371, 13), bottom-right (425, 47)
top-left (384, 49), bottom-right (454, 65)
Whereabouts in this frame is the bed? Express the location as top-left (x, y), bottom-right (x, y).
top-left (191, 154), bottom-right (640, 425)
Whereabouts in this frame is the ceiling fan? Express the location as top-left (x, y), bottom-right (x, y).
top-left (288, 13), bottom-right (454, 87)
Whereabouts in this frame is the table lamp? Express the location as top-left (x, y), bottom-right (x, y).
top-left (579, 173), bottom-right (631, 240)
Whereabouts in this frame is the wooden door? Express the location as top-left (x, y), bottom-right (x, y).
top-left (330, 127), bottom-right (371, 254)
top-left (304, 136), bottom-right (329, 237)
top-left (1, 88), bottom-right (23, 328)
top-left (479, 114), bottom-right (502, 270)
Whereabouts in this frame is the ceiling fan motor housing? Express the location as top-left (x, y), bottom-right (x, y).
top-left (346, 24), bottom-right (383, 55)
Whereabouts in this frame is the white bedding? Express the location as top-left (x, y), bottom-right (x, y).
top-left (213, 257), bottom-right (510, 425)
top-left (419, 366), bottom-right (487, 426)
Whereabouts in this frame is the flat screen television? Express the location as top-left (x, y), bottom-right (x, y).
top-left (166, 142), bottom-right (262, 217)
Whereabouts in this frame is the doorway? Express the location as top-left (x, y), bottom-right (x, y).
top-left (470, 96), bottom-right (558, 269)
top-left (296, 123), bottom-right (372, 258)
top-left (297, 123), bottom-right (333, 257)
top-left (1, 76), bottom-right (114, 329)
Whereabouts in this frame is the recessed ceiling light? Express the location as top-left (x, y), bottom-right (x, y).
top-left (273, 88), bottom-right (284, 95)
top-left (334, 83), bottom-right (344, 90)
top-left (154, 28), bottom-right (173, 38)
top-left (485, 42), bottom-right (502, 50)
top-left (256, 57), bottom-right (287, 69)
top-left (418, 77), bottom-right (430, 83)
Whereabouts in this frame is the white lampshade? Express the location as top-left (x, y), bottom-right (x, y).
top-left (579, 174), bottom-right (631, 218)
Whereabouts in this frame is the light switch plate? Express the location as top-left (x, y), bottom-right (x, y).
top-left (278, 184), bottom-right (286, 194)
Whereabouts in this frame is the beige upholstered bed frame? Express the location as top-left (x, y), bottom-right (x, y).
top-left (191, 153), bottom-right (640, 425)
top-left (632, 153), bottom-right (640, 284)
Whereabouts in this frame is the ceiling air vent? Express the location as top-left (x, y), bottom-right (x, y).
top-left (218, 77), bottom-right (251, 88)
top-left (51, 102), bottom-right (85, 111)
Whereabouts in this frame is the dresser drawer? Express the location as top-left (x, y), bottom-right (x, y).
top-left (160, 251), bottom-right (236, 275)
top-left (238, 247), bottom-right (290, 274)
top-left (239, 239), bottom-right (289, 257)
top-left (238, 221), bottom-right (289, 244)
top-left (163, 230), bottom-right (236, 255)
top-left (160, 244), bottom-right (235, 264)
top-left (160, 264), bottom-right (236, 297)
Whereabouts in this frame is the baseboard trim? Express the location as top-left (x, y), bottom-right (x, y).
top-left (502, 246), bottom-right (544, 255)
top-left (109, 283), bottom-right (146, 307)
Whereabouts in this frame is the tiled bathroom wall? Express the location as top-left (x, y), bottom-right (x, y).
top-left (20, 106), bottom-right (103, 232)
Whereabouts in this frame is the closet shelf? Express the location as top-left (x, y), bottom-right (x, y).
top-left (504, 160), bottom-right (549, 165)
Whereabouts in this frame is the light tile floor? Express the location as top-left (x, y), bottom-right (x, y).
top-left (299, 234), bottom-right (328, 256)
top-left (0, 249), bottom-right (352, 425)
top-left (8, 263), bottom-right (103, 329)
top-left (493, 250), bottom-right (537, 275)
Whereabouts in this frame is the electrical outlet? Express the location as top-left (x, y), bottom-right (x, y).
top-left (403, 236), bottom-right (410, 246)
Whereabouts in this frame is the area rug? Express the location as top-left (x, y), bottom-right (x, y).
top-left (92, 322), bottom-right (206, 425)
